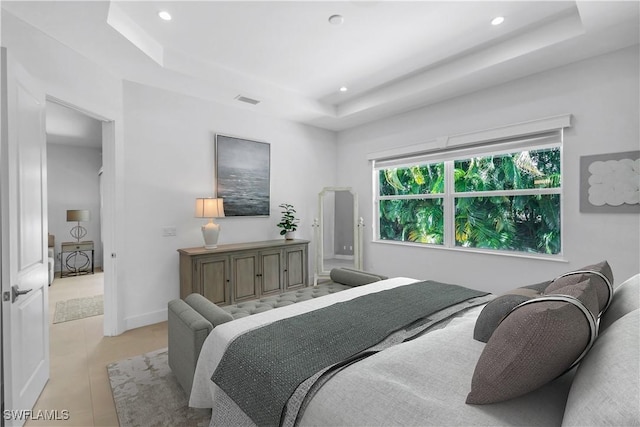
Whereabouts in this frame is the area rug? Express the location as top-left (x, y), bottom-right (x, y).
top-left (52, 295), bottom-right (103, 323)
top-left (107, 348), bottom-right (211, 427)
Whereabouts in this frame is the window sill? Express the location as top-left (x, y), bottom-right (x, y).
top-left (372, 239), bottom-right (568, 263)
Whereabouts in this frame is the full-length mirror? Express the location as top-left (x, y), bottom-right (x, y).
top-left (314, 187), bottom-right (363, 284)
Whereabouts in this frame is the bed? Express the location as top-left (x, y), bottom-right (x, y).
top-left (189, 265), bottom-right (640, 427)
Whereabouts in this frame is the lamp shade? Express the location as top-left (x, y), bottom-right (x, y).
top-left (66, 209), bottom-right (90, 222)
top-left (195, 198), bottom-right (225, 218)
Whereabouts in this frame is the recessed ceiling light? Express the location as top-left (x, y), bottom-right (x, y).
top-left (491, 16), bottom-right (504, 26)
top-left (339, 86), bottom-right (348, 93)
top-left (329, 14), bottom-right (344, 25)
top-left (158, 11), bottom-right (172, 21)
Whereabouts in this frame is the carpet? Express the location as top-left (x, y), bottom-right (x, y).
top-left (52, 295), bottom-right (104, 323)
top-left (107, 348), bottom-right (211, 427)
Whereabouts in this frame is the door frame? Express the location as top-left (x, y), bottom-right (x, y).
top-left (45, 96), bottom-right (119, 336)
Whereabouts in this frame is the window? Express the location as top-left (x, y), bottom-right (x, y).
top-left (373, 130), bottom-right (563, 257)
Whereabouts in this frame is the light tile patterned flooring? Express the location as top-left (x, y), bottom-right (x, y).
top-left (25, 272), bottom-right (167, 426)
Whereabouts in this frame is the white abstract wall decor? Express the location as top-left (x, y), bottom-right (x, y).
top-left (580, 150), bottom-right (640, 213)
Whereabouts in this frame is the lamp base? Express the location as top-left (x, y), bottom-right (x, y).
top-left (70, 222), bottom-right (87, 242)
top-left (202, 220), bottom-right (220, 249)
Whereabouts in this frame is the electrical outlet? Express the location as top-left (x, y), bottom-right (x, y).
top-left (349, 246), bottom-right (353, 251)
top-left (162, 226), bottom-right (177, 237)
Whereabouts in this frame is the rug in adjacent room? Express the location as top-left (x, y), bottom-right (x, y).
top-left (107, 348), bottom-right (211, 427)
top-left (52, 294), bottom-right (104, 323)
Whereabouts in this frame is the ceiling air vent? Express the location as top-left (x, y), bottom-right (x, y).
top-left (235, 95), bottom-right (260, 105)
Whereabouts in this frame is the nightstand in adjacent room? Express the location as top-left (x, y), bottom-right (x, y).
top-left (60, 241), bottom-right (95, 277)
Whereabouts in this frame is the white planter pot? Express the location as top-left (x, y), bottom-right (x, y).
top-left (285, 231), bottom-right (295, 240)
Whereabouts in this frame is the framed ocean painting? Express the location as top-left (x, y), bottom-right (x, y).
top-left (215, 134), bottom-right (271, 216)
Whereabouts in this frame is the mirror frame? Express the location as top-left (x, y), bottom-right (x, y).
top-left (313, 187), bottom-right (364, 285)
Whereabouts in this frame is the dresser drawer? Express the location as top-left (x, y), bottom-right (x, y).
top-left (62, 242), bottom-right (93, 251)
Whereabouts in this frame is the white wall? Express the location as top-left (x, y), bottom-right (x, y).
top-left (121, 81), bottom-right (337, 329)
top-left (47, 144), bottom-right (103, 270)
top-left (337, 46), bottom-right (640, 294)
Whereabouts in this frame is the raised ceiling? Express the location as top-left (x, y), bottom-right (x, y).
top-left (46, 101), bottom-right (103, 149)
top-left (2, 1), bottom-right (639, 131)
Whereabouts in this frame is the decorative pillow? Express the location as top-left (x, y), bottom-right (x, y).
top-left (549, 280), bottom-right (600, 318)
top-left (562, 309), bottom-right (640, 426)
top-left (546, 260), bottom-right (614, 315)
top-left (473, 280), bottom-right (550, 343)
top-left (341, 267), bottom-right (388, 281)
top-left (466, 279), bottom-right (598, 405)
top-left (329, 268), bottom-right (383, 287)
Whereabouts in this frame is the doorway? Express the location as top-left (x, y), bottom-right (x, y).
top-left (44, 97), bottom-right (116, 335)
top-left (46, 100), bottom-right (103, 276)
top-left (46, 98), bottom-right (105, 340)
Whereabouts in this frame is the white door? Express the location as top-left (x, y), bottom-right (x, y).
top-left (1, 48), bottom-right (49, 426)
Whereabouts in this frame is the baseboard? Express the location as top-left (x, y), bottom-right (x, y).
top-left (334, 254), bottom-right (354, 260)
top-left (124, 307), bottom-right (167, 331)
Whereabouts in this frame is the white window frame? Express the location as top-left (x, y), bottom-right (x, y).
top-left (369, 115), bottom-right (571, 260)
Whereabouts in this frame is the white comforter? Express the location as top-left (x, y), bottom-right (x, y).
top-left (299, 304), bottom-right (572, 426)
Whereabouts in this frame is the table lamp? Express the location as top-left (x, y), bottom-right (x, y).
top-left (195, 198), bottom-right (225, 249)
top-left (66, 209), bottom-right (90, 242)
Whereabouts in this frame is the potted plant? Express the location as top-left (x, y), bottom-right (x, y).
top-left (276, 203), bottom-right (299, 239)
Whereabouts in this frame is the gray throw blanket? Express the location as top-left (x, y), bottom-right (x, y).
top-left (211, 280), bottom-right (488, 427)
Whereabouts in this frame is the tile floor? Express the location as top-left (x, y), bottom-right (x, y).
top-left (26, 272), bottom-right (167, 426)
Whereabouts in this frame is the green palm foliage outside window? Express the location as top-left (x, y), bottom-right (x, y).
top-left (379, 163), bottom-right (445, 244)
top-left (454, 194), bottom-right (560, 254)
top-left (379, 198), bottom-right (444, 244)
top-left (377, 146), bottom-right (561, 255)
top-left (379, 163), bottom-right (445, 196)
top-left (454, 148), bottom-right (561, 192)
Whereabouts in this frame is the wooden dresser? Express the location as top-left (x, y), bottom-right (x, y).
top-left (178, 239), bottom-right (309, 306)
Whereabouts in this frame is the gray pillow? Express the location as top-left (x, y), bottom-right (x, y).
top-left (546, 260), bottom-right (614, 315)
top-left (473, 291), bottom-right (538, 343)
top-left (329, 268), bottom-right (383, 287)
top-left (340, 267), bottom-right (388, 281)
top-left (467, 279), bottom-right (598, 405)
top-left (548, 279), bottom-right (600, 317)
top-left (562, 309), bottom-right (640, 426)
top-left (473, 280), bottom-right (550, 343)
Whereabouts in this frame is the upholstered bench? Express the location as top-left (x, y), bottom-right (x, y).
top-left (222, 282), bottom-right (352, 318)
top-left (168, 268), bottom-right (388, 395)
